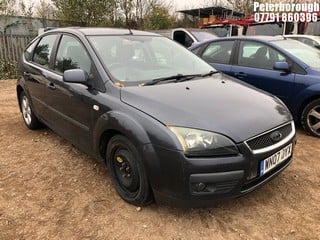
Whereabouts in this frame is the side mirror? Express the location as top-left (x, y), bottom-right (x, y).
top-left (63, 69), bottom-right (88, 84)
top-left (314, 43), bottom-right (320, 50)
top-left (273, 62), bottom-right (290, 72)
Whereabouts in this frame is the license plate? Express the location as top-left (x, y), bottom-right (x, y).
top-left (260, 144), bottom-right (292, 176)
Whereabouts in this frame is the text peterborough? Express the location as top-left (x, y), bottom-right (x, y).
top-left (253, 2), bottom-right (320, 13)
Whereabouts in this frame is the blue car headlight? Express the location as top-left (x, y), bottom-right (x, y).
top-left (168, 126), bottom-right (239, 157)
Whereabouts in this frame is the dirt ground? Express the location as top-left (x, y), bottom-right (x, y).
top-left (0, 79), bottom-right (319, 240)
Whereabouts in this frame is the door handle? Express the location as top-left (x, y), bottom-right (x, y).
top-left (234, 72), bottom-right (247, 79)
top-left (23, 72), bottom-right (31, 78)
top-left (48, 82), bottom-right (56, 90)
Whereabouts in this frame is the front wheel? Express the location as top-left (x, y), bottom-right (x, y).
top-left (301, 99), bottom-right (320, 137)
top-left (19, 91), bottom-right (42, 130)
top-left (106, 135), bottom-right (153, 206)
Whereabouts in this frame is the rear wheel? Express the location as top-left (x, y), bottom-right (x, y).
top-left (19, 91), bottom-right (42, 129)
top-left (301, 99), bottom-right (320, 137)
top-left (106, 135), bottom-right (153, 206)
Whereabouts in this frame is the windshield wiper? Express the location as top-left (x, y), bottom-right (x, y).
top-left (143, 74), bottom-right (195, 86)
top-left (201, 70), bottom-right (219, 77)
top-left (176, 70), bottom-right (219, 82)
top-left (143, 71), bottom-right (219, 86)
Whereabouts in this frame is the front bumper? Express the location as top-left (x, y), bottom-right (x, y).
top-left (143, 133), bottom-right (296, 208)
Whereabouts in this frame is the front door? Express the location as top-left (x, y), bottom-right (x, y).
top-left (231, 40), bottom-right (295, 106)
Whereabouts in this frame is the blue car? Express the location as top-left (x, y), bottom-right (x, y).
top-left (190, 36), bottom-right (320, 137)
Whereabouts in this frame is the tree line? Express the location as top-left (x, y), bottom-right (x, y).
top-left (0, 0), bottom-right (194, 29)
top-left (1, 0), bottom-right (258, 30)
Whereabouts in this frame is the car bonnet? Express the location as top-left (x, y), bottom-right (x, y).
top-left (120, 74), bottom-right (292, 143)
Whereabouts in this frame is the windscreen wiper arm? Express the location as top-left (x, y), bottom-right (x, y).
top-left (143, 71), bottom-right (219, 86)
top-left (201, 70), bottom-right (219, 77)
top-left (175, 70), bottom-right (219, 83)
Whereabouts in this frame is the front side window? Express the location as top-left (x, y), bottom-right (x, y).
top-left (173, 31), bottom-right (194, 47)
top-left (33, 35), bottom-right (57, 67)
top-left (238, 41), bottom-right (286, 70)
top-left (55, 35), bottom-right (92, 74)
top-left (201, 41), bottom-right (234, 64)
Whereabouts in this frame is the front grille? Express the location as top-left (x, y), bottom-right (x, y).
top-left (245, 122), bottom-right (294, 153)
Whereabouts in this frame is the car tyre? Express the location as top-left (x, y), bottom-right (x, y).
top-left (19, 91), bottom-right (42, 130)
top-left (106, 135), bottom-right (153, 206)
top-left (301, 99), bottom-right (320, 137)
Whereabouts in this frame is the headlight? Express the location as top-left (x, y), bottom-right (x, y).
top-left (168, 126), bottom-right (238, 157)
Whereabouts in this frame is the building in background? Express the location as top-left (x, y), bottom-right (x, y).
top-left (0, 15), bottom-right (62, 35)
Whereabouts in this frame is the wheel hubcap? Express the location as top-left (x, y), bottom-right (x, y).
top-left (307, 106), bottom-right (320, 135)
top-left (22, 96), bottom-right (32, 125)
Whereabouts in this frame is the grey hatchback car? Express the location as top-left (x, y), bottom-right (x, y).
top-left (17, 28), bottom-right (295, 207)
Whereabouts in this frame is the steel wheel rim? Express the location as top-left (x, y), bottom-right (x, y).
top-left (22, 96), bottom-right (32, 125)
top-left (113, 148), bottom-right (139, 194)
top-left (307, 105), bottom-right (320, 136)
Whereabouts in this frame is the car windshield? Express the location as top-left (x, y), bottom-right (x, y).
top-left (190, 31), bottom-right (217, 41)
top-left (88, 35), bottom-right (215, 85)
top-left (205, 26), bottom-right (231, 37)
top-left (304, 21), bottom-right (320, 35)
top-left (272, 39), bottom-right (320, 69)
top-left (246, 23), bottom-right (285, 36)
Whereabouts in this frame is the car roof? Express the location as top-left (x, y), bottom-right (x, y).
top-left (284, 34), bottom-right (320, 41)
top-left (42, 27), bottom-right (160, 37)
top-left (218, 35), bottom-right (286, 41)
top-left (189, 35), bottom-right (288, 49)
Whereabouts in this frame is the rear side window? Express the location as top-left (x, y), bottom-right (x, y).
top-left (33, 35), bottom-right (57, 67)
top-left (201, 41), bottom-right (234, 64)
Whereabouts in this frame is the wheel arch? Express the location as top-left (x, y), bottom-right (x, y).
top-left (93, 111), bottom-right (152, 162)
top-left (16, 85), bottom-right (24, 112)
top-left (297, 94), bottom-right (320, 124)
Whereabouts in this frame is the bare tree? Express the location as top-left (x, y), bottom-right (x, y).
top-left (116, 0), bottom-right (171, 28)
top-left (35, 0), bottom-right (56, 19)
top-left (52, 0), bottom-right (115, 26)
top-left (0, 0), bottom-right (18, 15)
top-left (19, 0), bottom-right (34, 17)
top-left (117, 0), bottom-right (135, 27)
top-left (228, 0), bottom-right (256, 16)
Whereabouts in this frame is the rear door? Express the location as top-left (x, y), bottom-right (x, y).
top-left (196, 40), bottom-right (236, 75)
top-left (23, 34), bottom-right (59, 122)
top-left (231, 40), bottom-right (295, 105)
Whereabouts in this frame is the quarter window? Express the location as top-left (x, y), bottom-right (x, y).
top-left (201, 41), bottom-right (234, 64)
top-left (55, 35), bottom-right (92, 74)
top-left (25, 40), bottom-right (38, 62)
top-left (33, 35), bottom-right (57, 67)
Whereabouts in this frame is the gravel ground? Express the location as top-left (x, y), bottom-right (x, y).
top-left (0, 79), bottom-right (319, 240)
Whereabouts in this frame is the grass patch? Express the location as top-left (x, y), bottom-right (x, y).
top-left (0, 61), bottom-right (18, 80)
